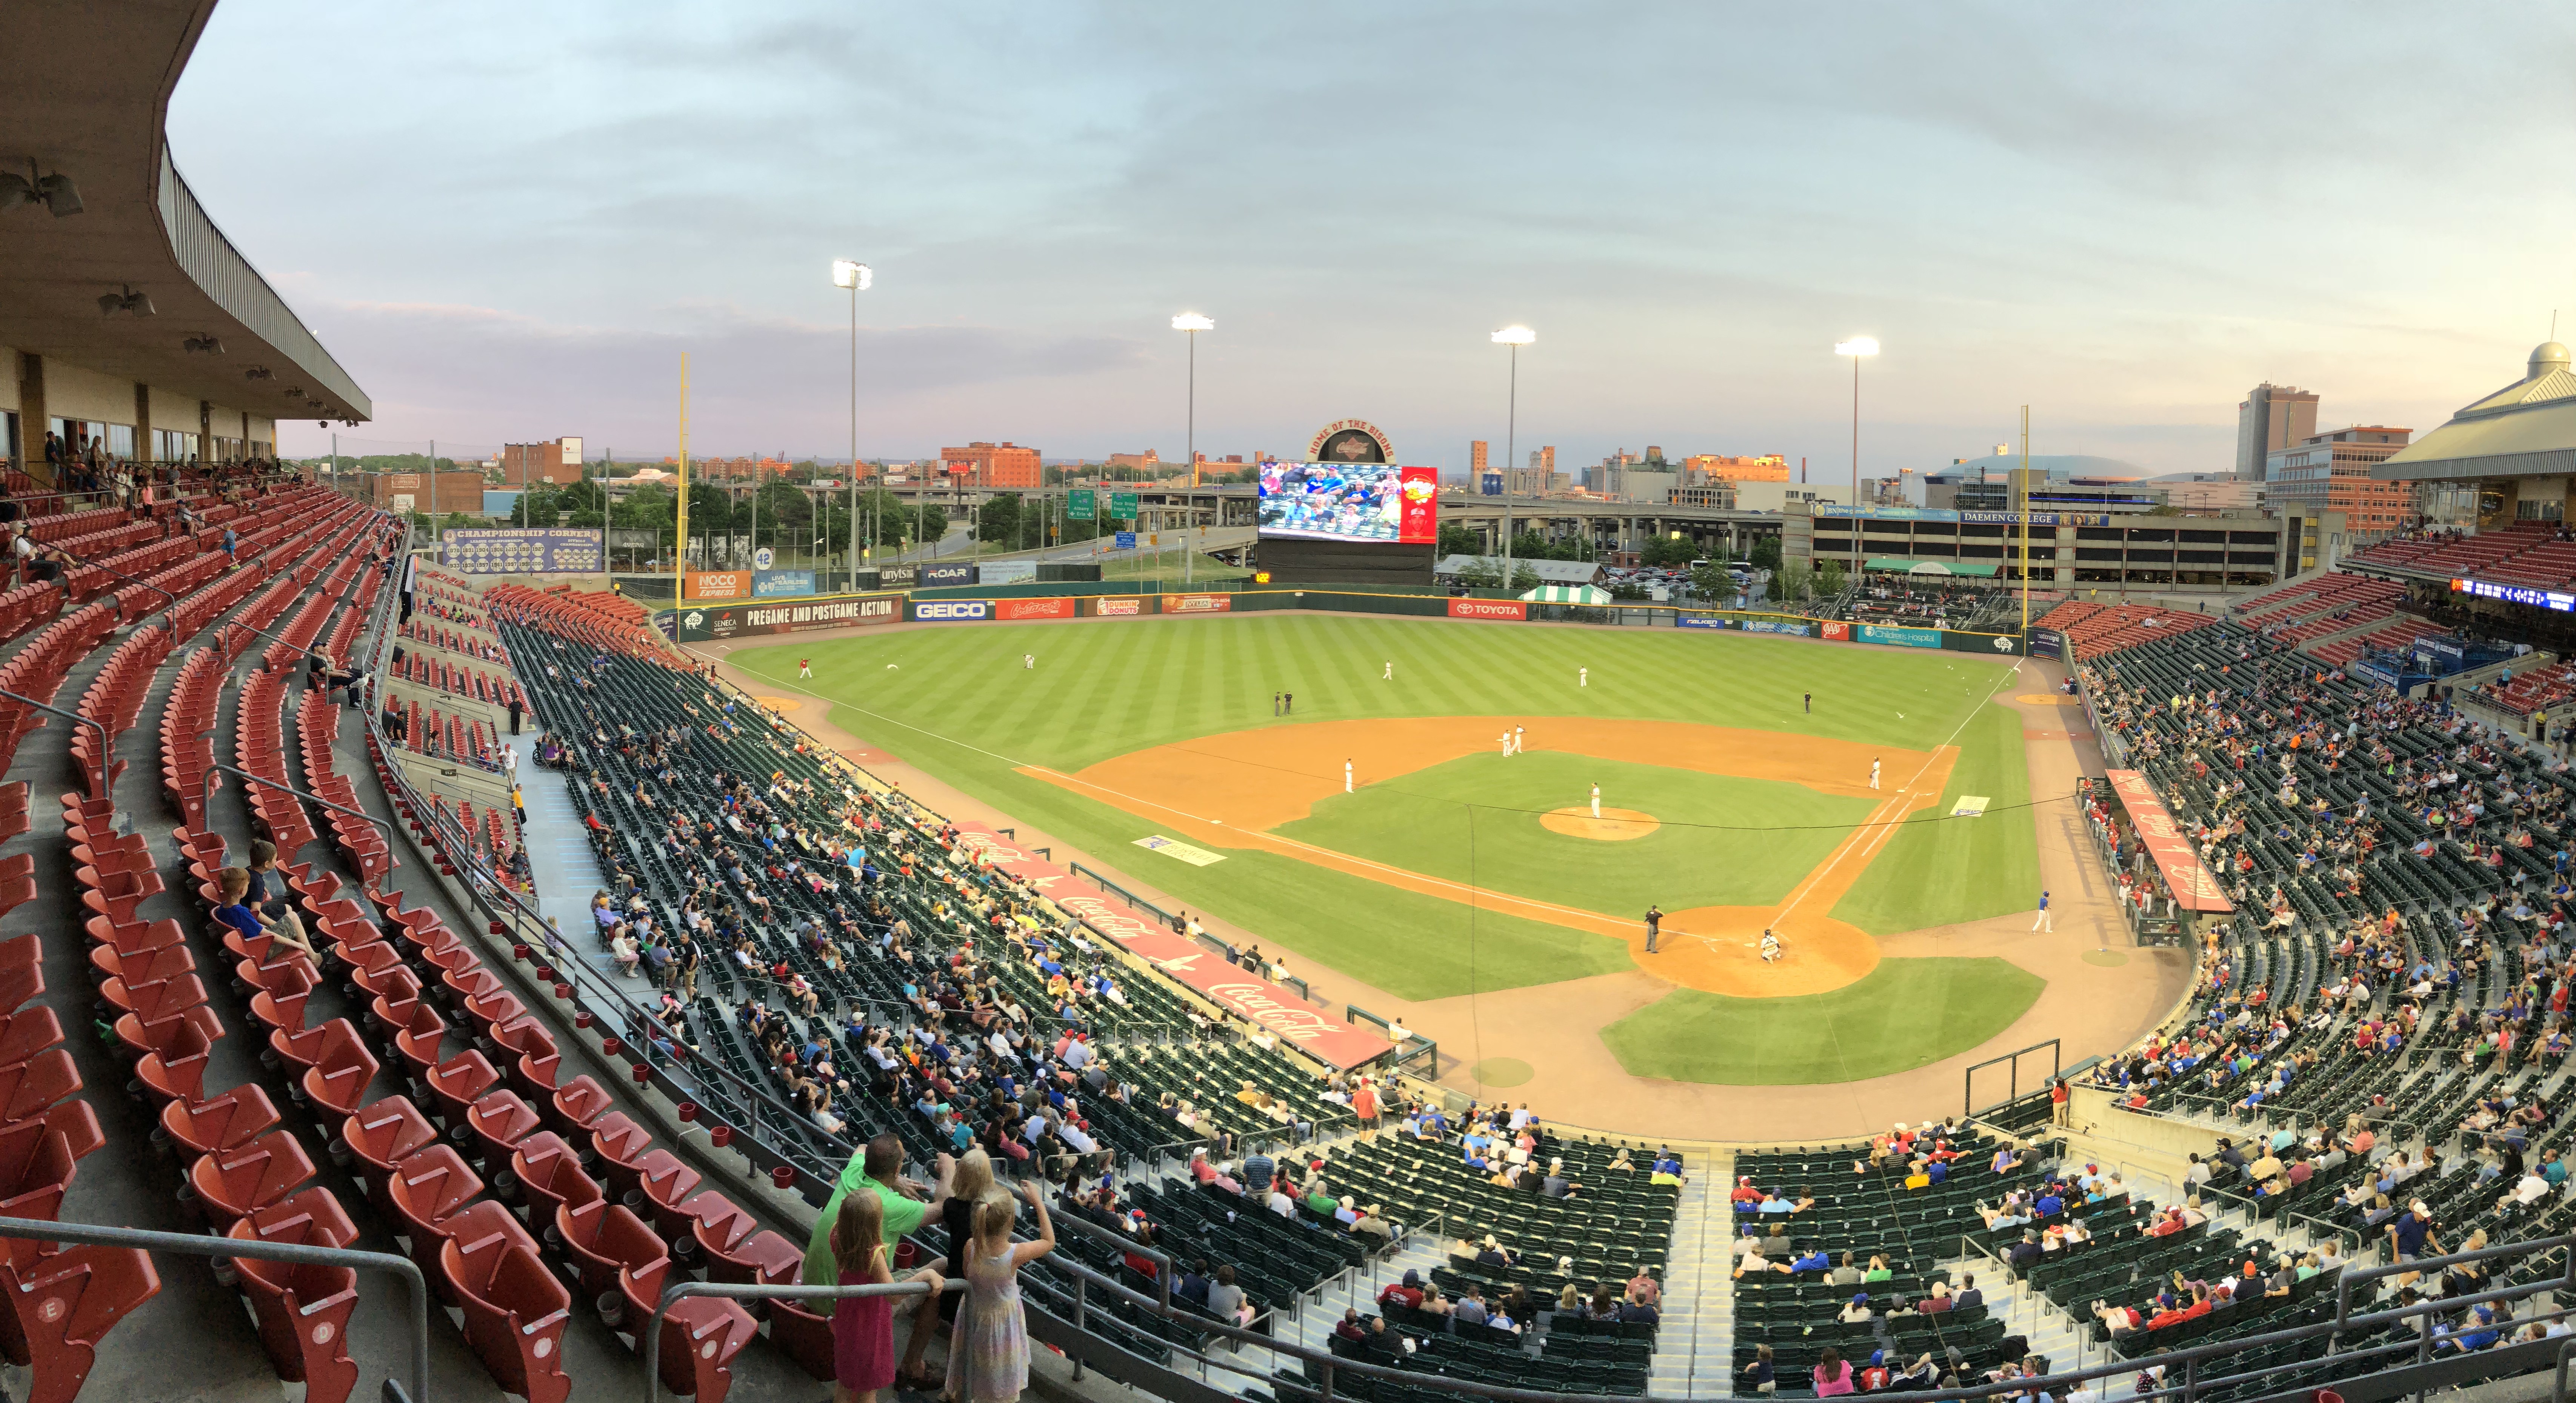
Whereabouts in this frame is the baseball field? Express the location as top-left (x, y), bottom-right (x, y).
top-left (728, 613), bottom-right (2047, 1086)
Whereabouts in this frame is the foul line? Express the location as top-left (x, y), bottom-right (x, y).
top-left (1768, 658), bottom-right (2020, 926)
top-left (697, 642), bottom-right (2030, 945)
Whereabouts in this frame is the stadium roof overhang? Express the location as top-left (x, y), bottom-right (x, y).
top-left (0, 0), bottom-right (370, 424)
top-left (2372, 342), bottom-right (2576, 485)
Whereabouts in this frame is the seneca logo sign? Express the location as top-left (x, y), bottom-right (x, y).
top-left (913, 601), bottom-right (990, 621)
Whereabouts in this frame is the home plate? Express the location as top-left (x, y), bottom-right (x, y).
top-left (1951, 795), bottom-right (1991, 817)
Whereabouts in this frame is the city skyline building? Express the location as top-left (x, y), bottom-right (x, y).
top-left (2237, 383), bottom-right (2321, 481)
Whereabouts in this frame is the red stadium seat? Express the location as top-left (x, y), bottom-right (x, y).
top-left (300, 1024), bottom-right (382, 1119)
top-left (161, 1083), bottom-right (279, 1159)
top-left (546, 1075), bottom-right (613, 1142)
top-left (0, 1007), bottom-right (65, 1074)
top-left (509, 1133), bottom-right (601, 1246)
top-left (341, 1097), bottom-right (437, 1216)
top-left (422, 1049), bottom-right (499, 1129)
top-left (383, 1145), bottom-right (483, 1297)
top-left (230, 1196), bottom-right (361, 1403)
top-left (443, 1207), bottom-right (571, 1403)
top-left (463, 1089), bottom-right (540, 1171)
top-left (0, 1244), bottom-right (160, 1403)
top-left (131, 1008), bottom-right (222, 1108)
top-left (649, 1296), bottom-right (758, 1403)
top-left (186, 1128), bottom-right (317, 1230)
top-left (554, 1198), bottom-right (662, 1303)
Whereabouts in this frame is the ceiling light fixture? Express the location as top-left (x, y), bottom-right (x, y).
top-left (0, 162), bottom-right (81, 217)
top-left (244, 366), bottom-right (272, 381)
top-left (97, 285), bottom-right (153, 318)
top-left (183, 334), bottom-right (225, 354)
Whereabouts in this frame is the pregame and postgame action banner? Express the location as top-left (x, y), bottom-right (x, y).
top-left (674, 592), bottom-right (902, 641)
top-left (952, 825), bottom-right (1393, 1068)
top-left (2104, 769), bottom-right (2233, 913)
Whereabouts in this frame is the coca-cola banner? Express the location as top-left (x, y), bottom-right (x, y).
top-left (952, 826), bottom-right (1393, 1068)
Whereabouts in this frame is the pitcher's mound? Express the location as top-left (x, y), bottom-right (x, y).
top-left (1541, 806), bottom-right (1660, 841)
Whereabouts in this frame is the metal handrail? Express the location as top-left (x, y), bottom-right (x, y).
top-left (71, 551), bottom-right (185, 634)
top-left (199, 760), bottom-right (401, 868)
top-left (0, 1212), bottom-right (430, 1403)
top-left (0, 685), bottom-right (115, 794)
top-left (640, 1278), bottom-right (963, 1403)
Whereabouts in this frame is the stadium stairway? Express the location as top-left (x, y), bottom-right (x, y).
top-left (1644, 1163), bottom-right (1727, 1400)
top-left (514, 741), bottom-right (608, 941)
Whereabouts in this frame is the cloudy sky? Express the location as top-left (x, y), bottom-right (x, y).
top-left (170, 2), bottom-right (2575, 475)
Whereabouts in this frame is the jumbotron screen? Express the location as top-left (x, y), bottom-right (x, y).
top-left (1257, 462), bottom-right (1439, 544)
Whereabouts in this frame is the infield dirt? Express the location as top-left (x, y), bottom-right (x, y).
top-left (1021, 717), bottom-right (1957, 997)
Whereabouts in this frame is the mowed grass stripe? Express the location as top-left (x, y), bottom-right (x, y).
top-left (736, 616), bottom-right (2036, 1000)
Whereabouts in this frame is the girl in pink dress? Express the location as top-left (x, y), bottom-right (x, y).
top-left (831, 1190), bottom-right (897, 1403)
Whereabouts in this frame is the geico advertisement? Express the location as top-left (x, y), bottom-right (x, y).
top-left (911, 599), bottom-right (991, 621)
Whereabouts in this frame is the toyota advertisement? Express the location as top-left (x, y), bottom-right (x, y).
top-left (1257, 462), bottom-right (1438, 544)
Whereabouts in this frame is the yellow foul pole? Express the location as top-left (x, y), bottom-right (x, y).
top-left (675, 353), bottom-right (691, 605)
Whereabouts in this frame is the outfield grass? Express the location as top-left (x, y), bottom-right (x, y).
top-left (1275, 751), bottom-right (1878, 914)
top-left (731, 614), bottom-right (2033, 1001)
top-left (1597, 957), bottom-right (2045, 1084)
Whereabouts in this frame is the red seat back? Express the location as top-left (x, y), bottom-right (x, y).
top-left (446, 1229), bottom-right (570, 1403)
top-left (0, 1244), bottom-right (160, 1403)
top-left (162, 1083), bottom-right (280, 1158)
top-left (188, 1128), bottom-right (317, 1225)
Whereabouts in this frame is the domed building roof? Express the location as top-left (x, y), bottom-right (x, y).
top-left (2379, 340), bottom-right (2576, 483)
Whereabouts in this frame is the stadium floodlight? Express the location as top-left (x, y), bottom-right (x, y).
top-left (1492, 326), bottom-right (1536, 571)
top-left (1172, 314), bottom-right (1216, 579)
top-left (833, 259), bottom-right (874, 572)
top-left (97, 285), bottom-right (153, 318)
top-left (1837, 336), bottom-right (1880, 577)
top-left (0, 163), bottom-right (81, 217)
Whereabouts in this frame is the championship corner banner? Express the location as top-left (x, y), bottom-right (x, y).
top-left (439, 527), bottom-right (602, 575)
top-left (949, 826), bottom-right (1392, 1067)
top-left (674, 592), bottom-right (901, 642)
top-left (2103, 769), bottom-right (2233, 913)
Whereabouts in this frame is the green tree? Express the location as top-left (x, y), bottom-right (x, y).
top-left (1608, 582), bottom-right (1651, 601)
top-left (1640, 535), bottom-right (1697, 568)
top-left (511, 487), bottom-right (561, 528)
top-left (977, 493), bottom-right (1023, 543)
top-left (1507, 529), bottom-right (1553, 559)
top-left (1437, 522), bottom-right (1483, 558)
top-left (1817, 558), bottom-right (1848, 597)
top-left (1456, 557), bottom-right (1503, 589)
top-left (1748, 535), bottom-right (1784, 573)
top-left (1689, 560), bottom-right (1736, 600)
top-left (1775, 559), bottom-right (1814, 602)
top-left (1509, 562), bottom-right (1541, 592)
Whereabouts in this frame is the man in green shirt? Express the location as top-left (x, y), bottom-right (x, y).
top-left (803, 1133), bottom-right (954, 1311)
